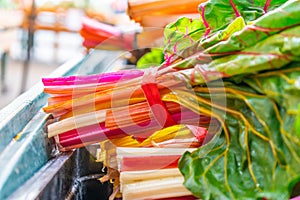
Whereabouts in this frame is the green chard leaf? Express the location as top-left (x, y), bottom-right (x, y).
top-left (200, 0), bottom-right (288, 32)
top-left (172, 0), bottom-right (300, 65)
top-left (178, 64), bottom-right (300, 200)
top-left (170, 25), bottom-right (300, 83)
top-left (164, 17), bottom-right (206, 56)
top-left (174, 16), bottom-right (246, 62)
top-left (163, 0), bottom-right (289, 61)
top-left (206, 0), bottom-right (300, 54)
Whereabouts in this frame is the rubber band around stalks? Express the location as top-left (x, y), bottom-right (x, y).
top-left (141, 67), bottom-right (177, 128)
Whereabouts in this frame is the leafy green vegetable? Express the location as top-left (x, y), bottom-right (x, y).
top-left (200, 0), bottom-right (288, 32)
top-left (171, 0), bottom-right (300, 65)
top-left (163, 0), bottom-right (290, 59)
top-left (200, 16), bottom-right (245, 49)
top-left (206, 0), bottom-right (300, 54)
top-left (136, 48), bottom-right (164, 69)
top-left (167, 25), bottom-right (300, 85)
top-left (202, 25), bottom-right (300, 74)
top-left (173, 16), bottom-right (246, 61)
top-left (178, 64), bottom-right (300, 199)
top-left (164, 17), bottom-right (205, 56)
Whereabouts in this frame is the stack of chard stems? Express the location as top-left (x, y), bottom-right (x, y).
top-left (44, 0), bottom-right (300, 199)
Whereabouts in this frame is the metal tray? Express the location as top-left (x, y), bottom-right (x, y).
top-left (0, 50), bottom-right (123, 199)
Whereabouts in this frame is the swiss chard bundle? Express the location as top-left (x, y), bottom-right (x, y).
top-left (42, 0), bottom-right (300, 199)
top-left (137, 0), bottom-right (300, 199)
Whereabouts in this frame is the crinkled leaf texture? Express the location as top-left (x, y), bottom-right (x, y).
top-left (164, 17), bottom-right (205, 55)
top-left (170, 0), bottom-right (300, 68)
top-left (201, 0), bottom-right (288, 32)
top-left (206, 0), bottom-right (300, 54)
top-left (170, 25), bottom-right (300, 84)
top-left (163, 0), bottom-right (289, 56)
top-left (179, 64), bottom-right (300, 199)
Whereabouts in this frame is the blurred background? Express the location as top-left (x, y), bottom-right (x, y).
top-left (0, 0), bottom-right (200, 109)
top-left (0, 0), bottom-right (129, 109)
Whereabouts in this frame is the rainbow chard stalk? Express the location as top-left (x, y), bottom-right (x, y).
top-left (42, 70), bottom-right (144, 86)
top-left (43, 68), bottom-right (212, 150)
top-left (263, 0), bottom-right (272, 13)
